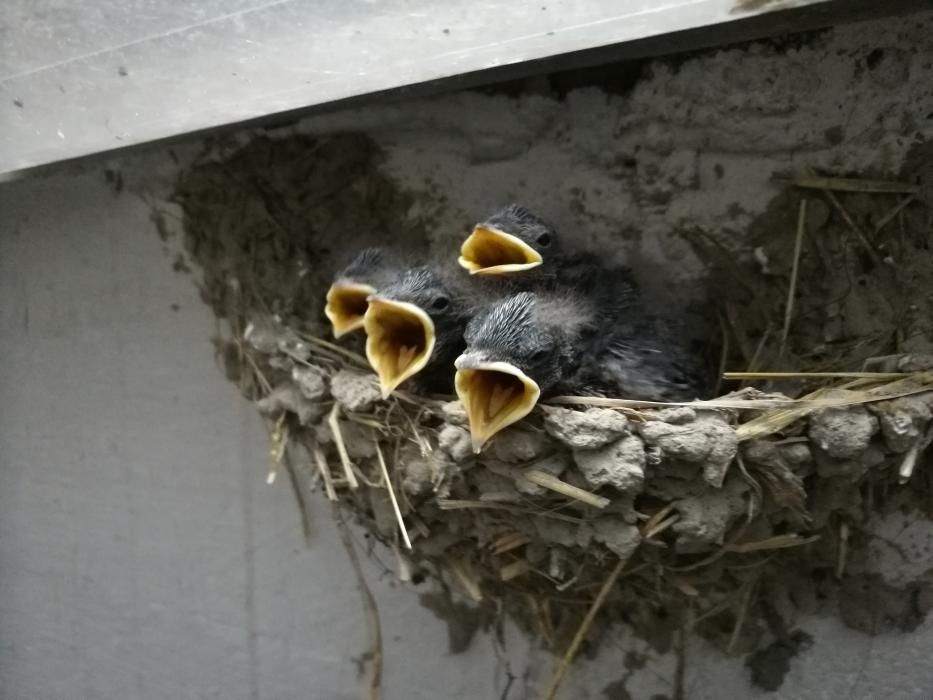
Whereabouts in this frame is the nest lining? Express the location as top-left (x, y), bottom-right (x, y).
top-left (164, 133), bottom-right (933, 694)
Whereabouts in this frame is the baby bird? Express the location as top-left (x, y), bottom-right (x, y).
top-left (325, 247), bottom-right (404, 338)
top-left (458, 204), bottom-right (559, 276)
top-left (455, 282), bottom-right (708, 451)
top-left (364, 264), bottom-right (490, 398)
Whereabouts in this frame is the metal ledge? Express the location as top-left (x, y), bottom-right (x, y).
top-left (1, 0), bottom-right (929, 176)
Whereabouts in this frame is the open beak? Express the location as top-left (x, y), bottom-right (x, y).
top-left (325, 282), bottom-right (377, 338)
top-left (454, 358), bottom-right (541, 453)
top-left (457, 226), bottom-right (544, 275)
top-left (364, 298), bottom-right (436, 398)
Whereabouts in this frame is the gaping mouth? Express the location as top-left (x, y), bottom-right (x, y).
top-left (364, 298), bottom-right (436, 398)
top-left (325, 282), bottom-right (377, 338)
top-left (457, 226), bottom-right (544, 275)
top-left (454, 360), bottom-right (541, 452)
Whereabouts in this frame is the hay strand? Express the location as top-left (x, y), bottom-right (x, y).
top-left (522, 469), bottom-right (611, 509)
top-left (736, 373), bottom-right (933, 441)
top-left (311, 441), bottom-right (338, 501)
top-left (724, 371), bottom-right (910, 380)
top-left (774, 175), bottom-right (917, 194)
top-left (835, 522), bottom-right (849, 580)
top-left (780, 198), bottom-right (807, 355)
top-left (500, 559), bottom-right (532, 581)
top-left (725, 533), bottom-right (820, 553)
top-left (491, 532), bottom-right (531, 556)
top-left (727, 579), bottom-right (755, 654)
top-left (825, 190), bottom-right (883, 266)
top-left (874, 195), bottom-right (915, 234)
top-left (328, 404), bottom-right (360, 490)
top-left (448, 558), bottom-right (483, 602)
top-left (899, 423), bottom-right (933, 483)
top-left (374, 439), bottom-right (412, 550)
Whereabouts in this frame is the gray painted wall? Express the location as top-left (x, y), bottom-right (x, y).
top-left (0, 169), bottom-right (518, 700)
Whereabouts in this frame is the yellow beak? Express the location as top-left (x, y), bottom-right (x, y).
top-left (454, 359), bottom-right (541, 452)
top-left (325, 282), bottom-right (377, 338)
top-left (457, 226), bottom-right (544, 275)
top-left (364, 298), bottom-right (437, 398)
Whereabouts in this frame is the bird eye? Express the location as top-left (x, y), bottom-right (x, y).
top-left (536, 232), bottom-right (552, 248)
top-left (432, 296), bottom-right (450, 311)
top-left (530, 348), bottom-right (549, 363)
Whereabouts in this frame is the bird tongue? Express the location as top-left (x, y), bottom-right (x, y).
top-left (486, 382), bottom-right (515, 420)
top-left (396, 344), bottom-right (417, 375)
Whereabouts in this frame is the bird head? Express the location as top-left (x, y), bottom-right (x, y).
top-left (325, 248), bottom-right (396, 338)
top-left (458, 204), bottom-right (557, 275)
top-left (455, 291), bottom-right (589, 451)
top-left (364, 267), bottom-right (464, 398)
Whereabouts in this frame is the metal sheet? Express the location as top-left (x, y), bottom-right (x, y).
top-left (0, 0), bottom-right (916, 175)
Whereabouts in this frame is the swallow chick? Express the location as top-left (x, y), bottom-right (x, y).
top-left (455, 285), bottom-right (709, 452)
top-left (455, 290), bottom-right (594, 452)
top-left (363, 265), bottom-right (480, 398)
top-left (325, 247), bottom-right (404, 338)
top-left (458, 204), bottom-right (558, 276)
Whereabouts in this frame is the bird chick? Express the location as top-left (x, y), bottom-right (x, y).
top-left (455, 285), bottom-right (708, 452)
top-left (455, 290), bottom-right (593, 451)
top-left (364, 265), bottom-right (481, 398)
top-left (325, 247), bottom-right (404, 338)
top-left (458, 204), bottom-right (558, 276)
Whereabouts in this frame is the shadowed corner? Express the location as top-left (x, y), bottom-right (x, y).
top-left (325, 281), bottom-right (377, 338)
top-left (364, 297), bottom-right (436, 398)
top-left (458, 225), bottom-right (543, 275)
top-left (454, 357), bottom-right (541, 452)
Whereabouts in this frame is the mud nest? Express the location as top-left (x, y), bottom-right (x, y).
top-left (162, 134), bottom-right (933, 680)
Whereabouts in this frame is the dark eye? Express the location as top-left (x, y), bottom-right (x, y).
top-left (536, 232), bottom-right (552, 248)
top-left (432, 296), bottom-right (450, 311)
top-left (530, 348), bottom-right (549, 363)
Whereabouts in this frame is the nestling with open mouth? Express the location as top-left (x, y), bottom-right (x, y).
top-left (325, 247), bottom-right (405, 338)
top-left (363, 265), bottom-right (486, 398)
top-left (458, 204), bottom-right (559, 276)
top-left (455, 282), bottom-right (709, 452)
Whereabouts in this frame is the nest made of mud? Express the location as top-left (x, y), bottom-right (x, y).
top-left (161, 134), bottom-right (933, 687)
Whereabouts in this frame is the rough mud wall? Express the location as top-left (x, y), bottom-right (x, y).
top-left (241, 11), bottom-right (933, 307)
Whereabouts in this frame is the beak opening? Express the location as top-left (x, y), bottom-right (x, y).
top-left (326, 282), bottom-right (377, 338)
top-left (364, 299), bottom-right (437, 398)
top-left (454, 361), bottom-right (541, 452)
top-left (457, 226), bottom-right (544, 276)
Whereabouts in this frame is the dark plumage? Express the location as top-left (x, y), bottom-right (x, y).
top-left (363, 262), bottom-right (502, 396)
top-left (455, 274), bottom-right (712, 450)
top-left (460, 290), bottom-right (593, 395)
top-left (459, 204), bottom-right (556, 276)
top-left (465, 285), bottom-right (704, 400)
top-left (459, 204), bottom-right (605, 286)
top-left (326, 247), bottom-right (405, 337)
top-left (480, 204), bottom-right (560, 258)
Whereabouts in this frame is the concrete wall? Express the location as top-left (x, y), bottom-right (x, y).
top-left (0, 169), bottom-right (517, 700)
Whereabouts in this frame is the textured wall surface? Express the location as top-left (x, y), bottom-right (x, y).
top-left (2, 10), bottom-right (933, 700)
